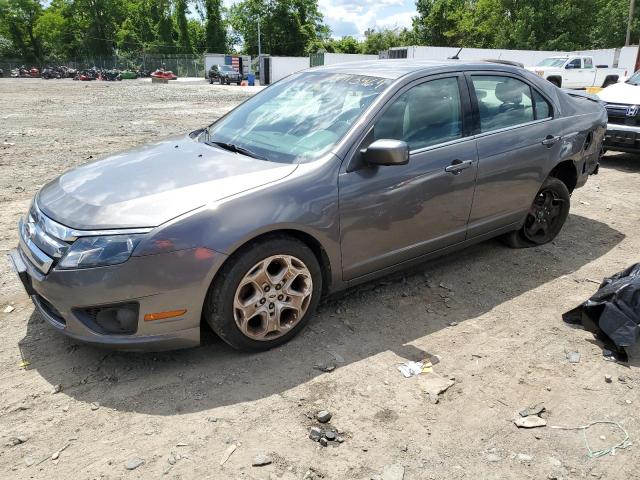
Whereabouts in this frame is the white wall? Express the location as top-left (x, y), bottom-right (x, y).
top-left (393, 45), bottom-right (639, 73)
top-left (269, 56), bottom-right (310, 83)
top-left (322, 53), bottom-right (379, 65)
top-left (617, 46), bottom-right (639, 74)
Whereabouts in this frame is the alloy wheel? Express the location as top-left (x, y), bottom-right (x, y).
top-left (523, 188), bottom-right (565, 243)
top-left (233, 255), bottom-right (313, 341)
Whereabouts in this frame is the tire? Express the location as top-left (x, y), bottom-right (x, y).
top-left (502, 177), bottom-right (571, 248)
top-left (209, 78), bottom-right (213, 84)
top-left (204, 236), bottom-right (323, 351)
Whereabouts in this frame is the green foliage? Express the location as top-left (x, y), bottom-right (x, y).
top-left (413, 0), bottom-right (639, 50)
top-left (204, 0), bottom-right (225, 53)
top-left (0, 0), bottom-right (44, 61)
top-left (0, 0), bottom-right (638, 63)
top-left (175, 0), bottom-right (192, 53)
top-left (229, 0), bottom-right (328, 56)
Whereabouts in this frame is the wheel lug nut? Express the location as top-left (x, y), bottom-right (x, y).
top-left (278, 295), bottom-right (284, 301)
top-left (260, 298), bottom-right (266, 304)
top-left (275, 284), bottom-right (281, 290)
top-left (264, 285), bottom-right (270, 292)
top-left (269, 303), bottom-right (275, 309)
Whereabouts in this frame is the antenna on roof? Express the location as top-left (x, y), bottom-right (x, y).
top-left (448, 47), bottom-right (463, 60)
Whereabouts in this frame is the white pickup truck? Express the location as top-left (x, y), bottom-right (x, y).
top-left (527, 56), bottom-right (626, 89)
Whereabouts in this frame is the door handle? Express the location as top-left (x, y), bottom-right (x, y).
top-left (445, 159), bottom-right (474, 174)
top-left (542, 135), bottom-right (561, 146)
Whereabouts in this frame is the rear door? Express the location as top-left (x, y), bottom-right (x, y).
top-left (465, 72), bottom-right (560, 238)
top-left (582, 57), bottom-right (597, 86)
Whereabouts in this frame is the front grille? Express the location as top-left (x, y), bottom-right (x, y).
top-left (605, 103), bottom-right (640, 126)
top-left (18, 201), bottom-right (72, 274)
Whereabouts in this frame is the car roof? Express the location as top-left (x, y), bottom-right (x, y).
top-left (305, 59), bottom-right (527, 80)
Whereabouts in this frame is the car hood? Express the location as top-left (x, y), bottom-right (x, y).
top-left (597, 82), bottom-right (640, 104)
top-left (38, 135), bottom-right (297, 230)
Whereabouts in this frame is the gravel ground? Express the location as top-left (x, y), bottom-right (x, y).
top-left (0, 78), bottom-right (639, 480)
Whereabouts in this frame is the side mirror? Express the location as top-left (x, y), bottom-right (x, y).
top-left (362, 139), bottom-right (409, 166)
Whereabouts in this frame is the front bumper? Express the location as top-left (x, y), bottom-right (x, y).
top-left (604, 123), bottom-right (640, 153)
top-left (8, 242), bottom-right (227, 352)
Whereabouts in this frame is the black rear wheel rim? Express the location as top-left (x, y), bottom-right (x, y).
top-left (523, 188), bottom-right (564, 244)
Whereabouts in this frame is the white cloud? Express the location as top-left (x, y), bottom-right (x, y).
top-left (318, 0), bottom-right (416, 39)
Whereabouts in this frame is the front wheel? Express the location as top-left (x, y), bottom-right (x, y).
top-left (502, 177), bottom-right (571, 248)
top-left (204, 236), bottom-right (322, 351)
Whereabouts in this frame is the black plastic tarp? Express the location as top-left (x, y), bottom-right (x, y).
top-left (563, 263), bottom-right (640, 360)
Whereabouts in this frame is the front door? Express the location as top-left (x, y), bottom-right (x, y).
top-left (339, 75), bottom-right (478, 281)
top-left (465, 73), bottom-right (560, 237)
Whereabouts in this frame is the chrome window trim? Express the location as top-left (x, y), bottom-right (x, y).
top-left (32, 201), bottom-right (152, 242)
top-left (472, 117), bottom-right (553, 139)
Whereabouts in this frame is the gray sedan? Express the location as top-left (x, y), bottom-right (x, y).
top-left (9, 60), bottom-right (606, 352)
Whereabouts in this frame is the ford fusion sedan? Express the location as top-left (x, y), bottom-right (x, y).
top-left (8, 60), bottom-right (605, 352)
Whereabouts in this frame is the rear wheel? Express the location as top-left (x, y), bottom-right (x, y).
top-left (204, 236), bottom-right (322, 351)
top-left (502, 177), bottom-right (570, 248)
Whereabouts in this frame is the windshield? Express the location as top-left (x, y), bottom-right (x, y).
top-left (627, 70), bottom-right (640, 85)
top-left (219, 65), bottom-right (234, 72)
top-left (537, 58), bottom-right (568, 67)
top-left (204, 72), bottom-right (390, 163)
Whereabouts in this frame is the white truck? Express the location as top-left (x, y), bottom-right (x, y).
top-left (527, 55), bottom-right (626, 89)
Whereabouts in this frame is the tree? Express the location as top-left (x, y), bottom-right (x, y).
top-left (0, 0), bottom-right (44, 61)
top-left (229, 0), bottom-right (328, 56)
top-left (361, 28), bottom-right (415, 54)
top-left (175, 0), bottom-right (192, 53)
top-left (205, 0), bottom-right (226, 53)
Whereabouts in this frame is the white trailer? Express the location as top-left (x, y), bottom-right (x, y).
top-left (259, 56), bottom-right (309, 85)
top-left (387, 45), bottom-right (640, 76)
top-left (310, 52), bottom-right (379, 67)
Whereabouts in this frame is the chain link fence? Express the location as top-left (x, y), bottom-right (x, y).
top-left (0, 54), bottom-right (205, 77)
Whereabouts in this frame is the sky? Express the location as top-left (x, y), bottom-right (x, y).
top-left (219, 0), bottom-right (417, 40)
top-left (317, 0), bottom-right (417, 39)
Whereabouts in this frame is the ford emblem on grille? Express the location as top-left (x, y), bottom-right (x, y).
top-left (626, 105), bottom-right (639, 117)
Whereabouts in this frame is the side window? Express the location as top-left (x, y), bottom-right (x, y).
top-left (373, 77), bottom-right (462, 150)
top-left (584, 57), bottom-right (593, 69)
top-left (533, 90), bottom-right (552, 119)
top-left (471, 76), bottom-right (534, 132)
top-left (568, 58), bottom-right (582, 69)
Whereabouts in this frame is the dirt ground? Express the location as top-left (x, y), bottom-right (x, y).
top-left (1, 78), bottom-right (639, 480)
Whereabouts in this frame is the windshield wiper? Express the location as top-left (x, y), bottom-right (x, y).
top-left (209, 141), bottom-right (266, 160)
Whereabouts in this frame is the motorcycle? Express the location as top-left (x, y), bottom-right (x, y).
top-left (100, 69), bottom-right (122, 81)
top-left (10, 66), bottom-right (39, 78)
top-left (74, 68), bottom-right (98, 81)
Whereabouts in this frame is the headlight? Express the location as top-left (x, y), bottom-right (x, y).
top-left (57, 234), bottom-right (144, 269)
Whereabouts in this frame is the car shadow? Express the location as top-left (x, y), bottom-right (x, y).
top-left (601, 151), bottom-right (640, 173)
top-left (18, 213), bottom-right (626, 415)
